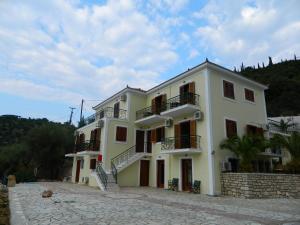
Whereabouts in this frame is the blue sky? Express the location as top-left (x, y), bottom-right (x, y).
top-left (0, 0), bottom-right (299, 124)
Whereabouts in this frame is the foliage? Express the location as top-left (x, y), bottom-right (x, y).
top-left (269, 119), bottom-right (295, 133)
top-left (283, 159), bottom-right (300, 174)
top-left (240, 58), bottom-right (300, 116)
top-left (270, 132), bottom-right (300, 160)
top-left (0, 115), bottom-right (75, 181)
top-left (220, 135), bottom-right (268, 172)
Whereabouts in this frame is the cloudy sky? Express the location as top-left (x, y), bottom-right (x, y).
top-left (0, 0), bottom-right (299, 123)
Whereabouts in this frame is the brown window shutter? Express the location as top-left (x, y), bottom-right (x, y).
top-left (223, 81), bottom-right (235, 99)
top-left (256, 127), bottom-right (264, 136)
top-left (95, 128), bottom-right (101, 151)
top-left (90, 159), bottom-right (96, 169)
top-left (116, 127), bottom-right (127, 142)
top-left (190, 120), bottom-right (197, 148)
top-left (175, 124), bottom-right (181, 148)
top-left (151, 98), bottom-right (156, 114)
top-left (226, 120), bottom-right (237, 138)
top-left (80, 133), bottom-right (85, 143)
top-left (151, 129), bottom-right (156, 143)
top-left (188, 82), bottom-right (195, 94)
top-left (161, 94), bottom-right (167, 111)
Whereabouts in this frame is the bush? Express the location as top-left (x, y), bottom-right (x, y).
top-left (15, 169), bottom-right (37, 183)
top-left (283, 159), bottom-right (300, 174)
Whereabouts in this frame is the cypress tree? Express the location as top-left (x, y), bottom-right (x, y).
top-left (268, 56), bottom-right (273, 66)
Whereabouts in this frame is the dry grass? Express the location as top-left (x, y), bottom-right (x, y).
top-left (0, 190), bottom-right (10, 225)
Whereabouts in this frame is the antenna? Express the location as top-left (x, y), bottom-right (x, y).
top-left (69, 107), bottom-right (75, 124)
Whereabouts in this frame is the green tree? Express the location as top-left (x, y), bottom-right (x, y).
top-left (220, 135), bottom-right (267, 172)
top-left (268, 56), bottom-right (273, 66)
top-left (26, 124), bottom-right (74, 179)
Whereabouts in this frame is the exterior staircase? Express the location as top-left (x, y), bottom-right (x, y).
top-left (94, 145), bottom-right (148, 192)
top-left (111, 145), bottom-right (148, 173)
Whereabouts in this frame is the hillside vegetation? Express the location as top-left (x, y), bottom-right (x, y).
top-left (239, 57), bottom-right (300, 117)
top-left (0, 115), bottom-right (75, 182)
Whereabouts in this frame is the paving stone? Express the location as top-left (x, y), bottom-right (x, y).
top-left (8, 182), bottom-right (300, 225)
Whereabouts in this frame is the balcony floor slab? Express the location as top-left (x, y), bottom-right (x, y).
top-left (160, 104), bottom-right (199, 118)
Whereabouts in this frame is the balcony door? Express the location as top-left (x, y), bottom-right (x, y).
top-left (181, 159), bottom-right (192, 191)
top-left (175, 120), bottom-right (196, 149)
top-left (114, 102), bottom-right (120, 118)
top-left (136, 130), bottom-right (145, 153)
top-left (151, 94), bottom-right (166, 114)
top-left (180, 82), bottom-right (195, 105)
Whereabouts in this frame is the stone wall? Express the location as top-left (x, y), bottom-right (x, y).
top-left (221, 173), bottom-right (300, 198)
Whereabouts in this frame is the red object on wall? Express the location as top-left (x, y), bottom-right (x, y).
top-left (97, 154), bottom-right (102, 162)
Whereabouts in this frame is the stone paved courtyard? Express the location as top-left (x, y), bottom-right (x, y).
top-left (9, 182), bottom-right (300, 225)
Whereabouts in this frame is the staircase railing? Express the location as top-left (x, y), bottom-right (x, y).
top-left (96, 163), bottom-right (107, 190)
top-left (111, 145), bottom-right (136, 169)
top-left (111, 162), bottom-right (117, 183)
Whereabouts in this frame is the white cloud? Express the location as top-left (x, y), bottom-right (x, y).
top-left (193, 0), bottom-right (300, 67)
top-left (0, 0), bottom-right (178, 105)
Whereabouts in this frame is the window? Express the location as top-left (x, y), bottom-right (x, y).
top-left (246, 125), bottom-right (263, 136)
top-left (90, 159), bottom-right (96, 169)
top-left (99, 110), bottom-right (104, 119)
top-left (225, 119), bottom-right (237, 138)
top-left (116, 126), bottom-right (127, 142)
top-left (114, 102), bottom-right (120, 118)
top-left (223, 80), bottom-right (235, 99)
top-left (156, 127), bottom-right (165, 142)
top-left (244, 88), bottom-right (255, 102)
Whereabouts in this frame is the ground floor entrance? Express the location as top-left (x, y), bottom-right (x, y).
top-left (140, 160), bottom-right (150, 186)
top-left (156, 160), bottom-right (165, 188)
top-left (75, 159), bottom-right (81, 183)
top-left (181, 159), bottom-right (192, 191)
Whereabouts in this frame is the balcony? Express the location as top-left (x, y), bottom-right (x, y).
top-left (74, 140), bottom-right (100, 153)
top-left (161, 135), bottom-right (201, 154)
top-left (96, 107), bottom-right (127, 120)
top-left (135, 106), bottom-right (166, 126)
top-left (160, 93), bottom-right (200, 117)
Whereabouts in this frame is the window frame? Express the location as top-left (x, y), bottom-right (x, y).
top-left (224, 118), bottom-right (238, 138)
top-left (244, 87), bottom-right (255, 103)
top-left (115, 125), bottom-right (128, 143)
top-left (222, 79), bottom-right (236, 100)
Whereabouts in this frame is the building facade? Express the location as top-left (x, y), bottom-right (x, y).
top-left (66, 60), bottom-right (271, 195)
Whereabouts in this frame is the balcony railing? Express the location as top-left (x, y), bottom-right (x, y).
top-left (267, 119), bottom-right (299, 134)
top-left (74, 140), bottom-right (100, 152)
top-left (164, 93), bottom-right (199, 111)
top-left (136, 105), bottom-right (166, 120)
top-left (79, 107), bottom-right (127, 128)
top-left (161, 135), bottom-right (201, 151)
top-left (96, 107), bottom-right (127, 120)
top-left (136, 93), bottom-right (199, 120)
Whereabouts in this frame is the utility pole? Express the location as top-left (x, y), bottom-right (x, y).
top-left (69, 107), bottom-right (75, 125)
top-left (80, 99), bottom-right (84, 121)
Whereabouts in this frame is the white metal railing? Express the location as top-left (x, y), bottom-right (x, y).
top-left (111, 146), bottom-right (137, 169)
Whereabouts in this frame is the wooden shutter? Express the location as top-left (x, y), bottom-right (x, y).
top-left (95, 128), bottom-right (101, 151)
top-left (116, 127), bottom-right (127, 142)
top-left (256, 127), bottom-right (264, 136)
top-left (79, 133), bottom-right (85, 143)
top-left (151, 98), bottom-right (156, 114)
top-left (175, 124), bottom-right (181, 149)
top-left (226, 120), bottom-right (237, 138)
top-left (223, 81), bottom-right (235, 99)
top-left (114, 102), bottom-right (120, 118)
top-left (151, 129), bottom-right (156, 143)
top-left (161, 94), bottom-right (167, 111)
top-left (180, 85), bottom-right (185, 104)
top-left (190, 120), bottom-right (197, 148)
top-left (188, 82), bottom-right (195, 94)
top-left (90, 159), bottom-right (96, 169)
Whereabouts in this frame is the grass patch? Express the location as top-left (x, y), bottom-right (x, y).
top-left (0, 190), bottom-right (10, 225)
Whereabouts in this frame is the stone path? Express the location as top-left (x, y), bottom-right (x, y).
top-left (9, 182), bottom-right (300, 225)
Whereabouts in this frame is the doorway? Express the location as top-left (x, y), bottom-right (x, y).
top-left (140, 160), bottom-right (150, 186)
top-left (136, 130), bottom-right (145, 153)
top-left (75, 159), bottom-right (81, 182)
top-left (180, 121), bottom-right (190, 148)
top-left (156, 160), bottom-right (165, 188)
top-left (181, 159), bottom-right (192, 191)
top-left (146, 130), bottom-right (152, 153)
